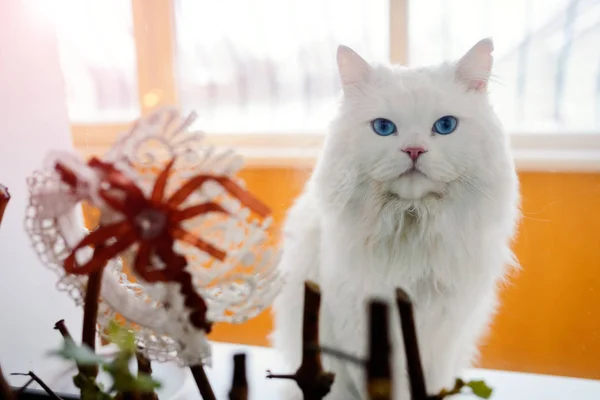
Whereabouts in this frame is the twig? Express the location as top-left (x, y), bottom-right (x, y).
top-left (15, 377), bottom-right (34, 396)
top-left (430, 378), bottom-right (464, 400)
top-left (0, 363), bottom-right (15, 400)
top-left (228, 353), bottom-right (248, 400)
top-left (82, 269), bottom-right (103, 353)
top-left (135, 350), bottom-right (152, 377)
top-left (396, 288), bottom-right (428, 400)
top-left (136, 349), bottom-right (158, 400)
top-left (80, 246), bottom-right (107, 378)
top-left (366, 300), bottom-right (392, 400)
top-left (54, 319), bottom-right (74, 341)
top-left (11, 372), bottom-right (64, 400)
top-left (265, 372), bottom-right (297, 380)
top-left (190, 364), bottom-right (217, 400)
top-left (306, 344), bottom-right (365, 366)
top-left (54, 318), bottom-right (90, 391)
top-left (265, 281), bottom-right (335, 400)
top-left (114, 392), bottom-right (139, 400)
top-left (0, 184), bottom-right (9, 227)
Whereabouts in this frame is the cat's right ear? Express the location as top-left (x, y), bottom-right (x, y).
top-left (337, 45), bottom-right (372, 88)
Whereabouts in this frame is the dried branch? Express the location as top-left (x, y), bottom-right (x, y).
top-left (135, 350), bottom-right (152, 376)
top-left (265, 372), bottom-right (297, 380)
top-left (114, 392), bottom-right (139, 400)
top-left (366, 300), bottom-right (392, 400)
top-left (136, 349), bottom-right (158, 400)
top-left (0, 363), bottom-right (15, 400)
top-left (228, 353), bottom-right (248, 400)
top-left (190, 364), bottom-right (217, 400)
top-left (54, 319), bottom-right (88, 384)
top-left (54, 319), bottom-right (74, 341)
top-left (396, 288), bottom-right (428, 400)
top-left (0, 184), bottom-right (10, 227)
top-left (15, 377), bottom-right (35, 396)
top-left (308, 344), bottom-right (365, 366)
top-left (80, 246), bottom-right (107, 379)
top-left (82, 269), bottom-right (103, 353)
top-left (266, 281), bottom-right (335, 400)
top-left (53, 319), bottom-right (105, 399)
top-left (11, 372), bottom-right (64, 400)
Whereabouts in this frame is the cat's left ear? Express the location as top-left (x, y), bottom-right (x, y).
top-left (456, 38), bottom-right (494, 92)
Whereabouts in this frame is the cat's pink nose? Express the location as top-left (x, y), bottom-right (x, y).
top-left (402, 147), bottom-right (427, 161)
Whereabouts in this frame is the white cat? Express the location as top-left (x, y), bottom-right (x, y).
top-left (271, 38), bottom-right (520, 399)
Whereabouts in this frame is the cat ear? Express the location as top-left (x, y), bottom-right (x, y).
top-left (337, 45), bottom-right (372, 87)
top-left (456, 38), bottom-right (494, 92)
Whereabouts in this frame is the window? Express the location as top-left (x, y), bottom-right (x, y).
top-left (410, 0), bottom-right (600, 133)
top-left (52, 0), bottom-right (139, 123)
top-left (52, 0), bottom-right (599, 162)
top-left (174, 0), bottom-right (389, 134)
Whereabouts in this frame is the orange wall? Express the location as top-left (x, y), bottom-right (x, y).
top-left (208, 169), bottom-right (600, 380)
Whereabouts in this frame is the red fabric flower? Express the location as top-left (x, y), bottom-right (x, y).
top-left (55, 157), bottom-right (270, 329)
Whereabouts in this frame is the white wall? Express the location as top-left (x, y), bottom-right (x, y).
top-left (0, 0), bottom-right (83, 386)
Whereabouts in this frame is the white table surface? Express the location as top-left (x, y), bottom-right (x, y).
top-left (177, 342), bottom-right (600, 400)
top-left (30, 341), bottom-right (600, 399)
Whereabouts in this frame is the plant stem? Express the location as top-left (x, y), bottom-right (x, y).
top-left (190, 364), bottom-right (217, 400)
top-left (265, 372), bottom-right (297, 380)
top-left (80, 246), bottom-right (107, 379)
top-left (16, 377), bottom-right (34, 395)
top-left (266, 281), bottom-right (335, 400)
top-left (396, 288), bottom-right (428, 400)
top-left (136, 349), bottom-right (158, 400)
top-left (228, 353), bottom-right (248, 400)
top-left (366, 300), bottom-right (392, 400)
top-left (0, 363), bottom-right (15, 400)
top-left (308, 344), bottom-right (365, 366)
top-left (430, 378), bottom-right (466, 400)
top-left (54, 319), bottom-right (74, 341)
top-left (54, 319), bottom-right (90, 382)
top-left (82, 269), bottom-right (103, 353)
top-left (11, 372), bottom-right (64, 400)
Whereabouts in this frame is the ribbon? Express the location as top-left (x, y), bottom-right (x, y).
top-left (56, 157), bottom-right (270, 329)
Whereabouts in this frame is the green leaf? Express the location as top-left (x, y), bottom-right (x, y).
top-left (466, 380), bottom-right (493, 399)
top-left (72, 373), bottom-right (112, 400)
top-left (107, 320), bottom-right (136, 352)
top-left (102, 351), bottom-right (161, 394)
top-left (133, 373), bottom-right (162, 392)
top-left (49, 338), bottom-right (106, 366)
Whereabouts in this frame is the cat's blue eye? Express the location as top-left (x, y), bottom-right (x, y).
top-left (371, 118), bottom-right (397, 136)
top-left (433, 116), bottom-right (458, 135)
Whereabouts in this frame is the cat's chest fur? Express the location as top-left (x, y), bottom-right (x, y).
top-left (318, 203), bottom-right (485, 303)
top-left (316, 203), bottom-right (501, 392)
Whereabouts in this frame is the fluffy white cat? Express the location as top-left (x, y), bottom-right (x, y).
top-left (271, 38), bottom-right (520, 399)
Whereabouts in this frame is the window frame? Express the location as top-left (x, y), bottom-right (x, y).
top-left (69, 0), bottom-right (600, 172)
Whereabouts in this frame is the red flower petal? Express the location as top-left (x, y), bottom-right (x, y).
top-left (134, 242), bottom-right (170, 283)
top-left (151, 159), bottom-right (176, 203)
top-left (171, 226), bottom-right (226, 261)
top-left (168, 174), bottom-right (270, 217)
top-left (64, 228), bottom-right (137, 274)
top-left (171, 202), bottom-right (228, 223)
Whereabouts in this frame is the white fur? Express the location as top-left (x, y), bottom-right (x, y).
top-left (271, 39), bottom-right (520, 399)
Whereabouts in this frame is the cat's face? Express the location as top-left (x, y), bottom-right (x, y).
top-left (324, 39), bottom-right (507, 203)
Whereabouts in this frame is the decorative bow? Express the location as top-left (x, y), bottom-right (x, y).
top-left (55, 157), bottom-right (270, 329)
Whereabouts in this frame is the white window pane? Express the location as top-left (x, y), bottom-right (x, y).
top-left (174, 0), bottom-right (390, 134)
top-left (409, 0), bottom-right (600, 133)
top-left (50, 0), bottom-right (139, 123)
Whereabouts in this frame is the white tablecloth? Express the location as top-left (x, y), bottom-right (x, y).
top-left (33, 341), bottom-right (600, 399)
top-left (173, 342), bottom-right (600, 400)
